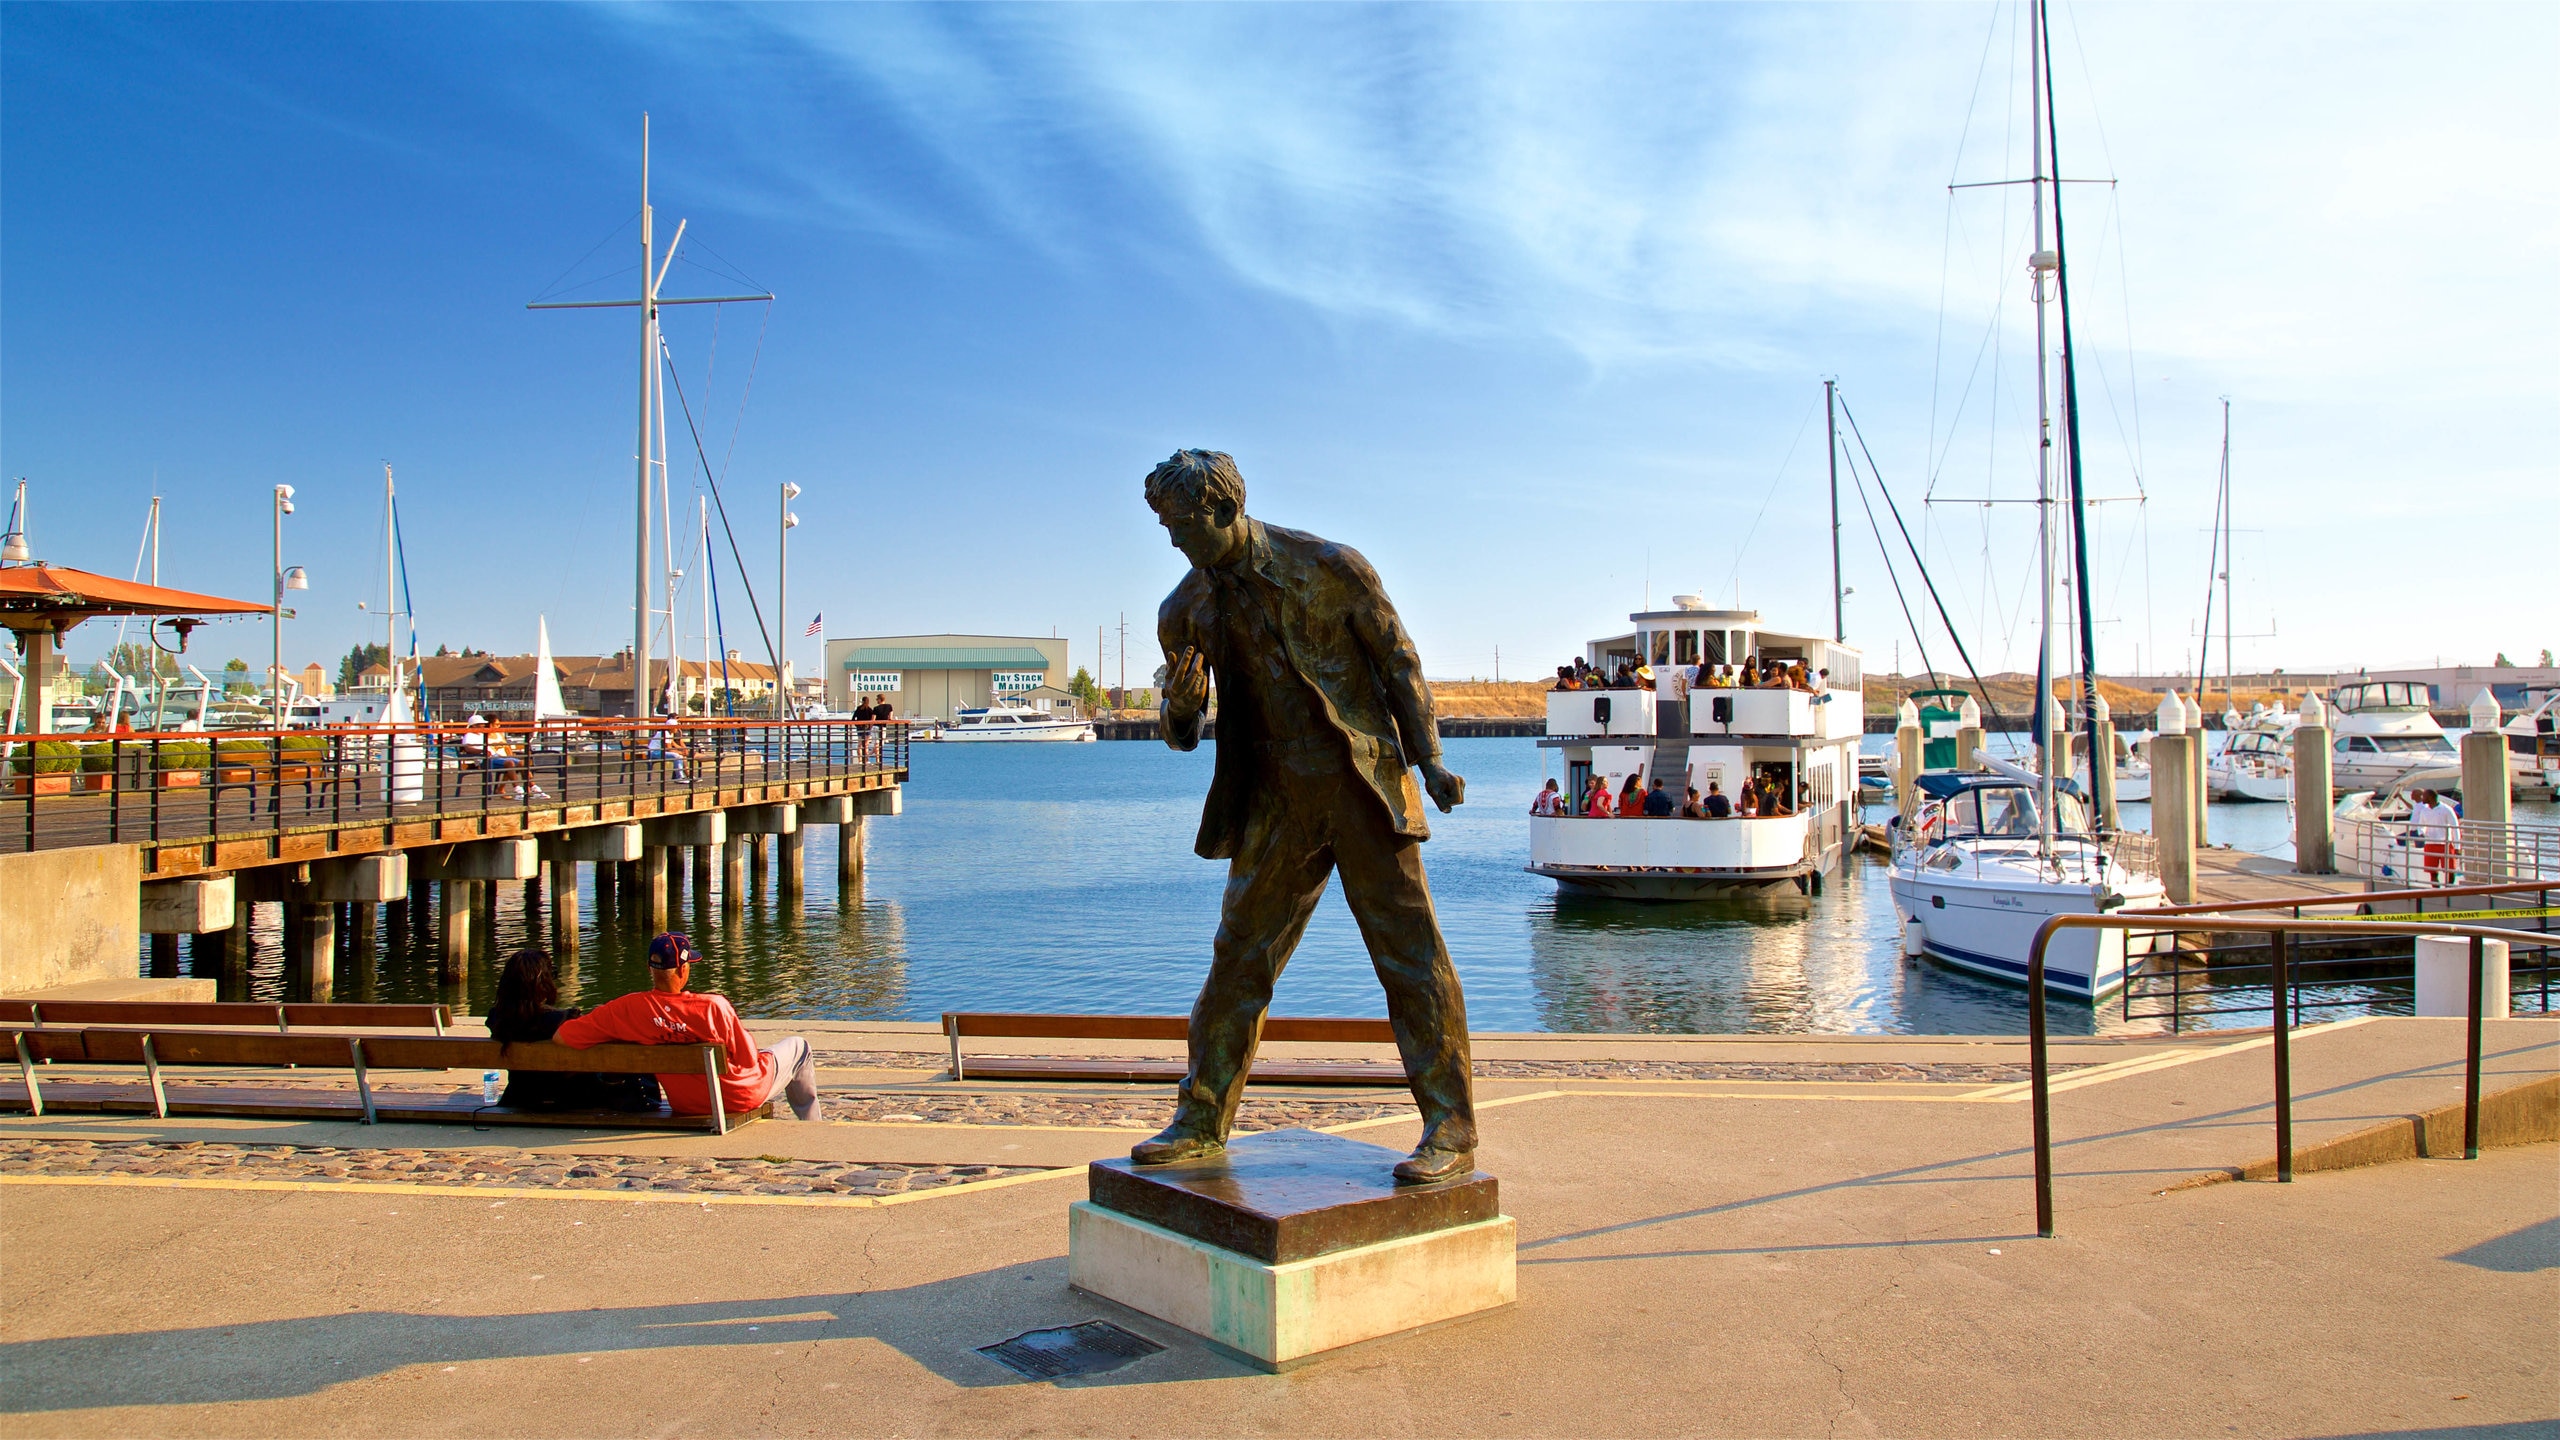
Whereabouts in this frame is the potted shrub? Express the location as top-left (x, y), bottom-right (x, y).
top-left (213, 736), bottom-right (265, 784)
top-left (13, 740), bottom-right (85, 795)
top-left (155, 738), bottom-right (212, 787)
top-left (277, 732), bottom-right (329, 781)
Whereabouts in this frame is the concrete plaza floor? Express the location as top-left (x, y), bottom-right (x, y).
top-left (0, 1018), bottom-right (2553, 1437)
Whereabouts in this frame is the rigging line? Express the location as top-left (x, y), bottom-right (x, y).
top-left (1718, 388), bottom-right (1822, 599)
top-left (2042, 0), bottom-right (2105, 728)
top-left (1836, 392), bottom-right (2009, 727)
top-left (1932, 2), bottom-right (2008, 476)
top-left (527, 210), bottom-right (641, 305)
top-left (1948, 2), bottom-right (2009, 186)
top-left (680, 234), bottom-right (767, 294)
top-left (2111, 189), bottom-right (2147, 494)
top-left (1844, 436), bottom-right (1939, 686)
top-left (720, 301), bottom-right (771, 486)
top-left (660, 342), bottom-right (781, 683)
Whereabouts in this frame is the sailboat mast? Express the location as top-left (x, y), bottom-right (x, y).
top-left (700, 496), bottom-right (712, 714)
top-left (634, 115), bottom-right (657, 721)
top-left (1827, 378), bottom-right (1844, 643)
top-left (2029, 0), bottom-right (2057, 864)
top-left (2039, 0), bottom-right (2111, 833)
top-left (2220, 400), bottom-right (2234, 704)
top-left (383, 464), bottom-right (397, 694)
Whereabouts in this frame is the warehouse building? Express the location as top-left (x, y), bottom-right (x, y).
top-left (824, 633), bottom-right (1072, 722)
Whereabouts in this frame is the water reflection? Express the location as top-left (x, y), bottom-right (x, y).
top-left (167, 735), bottom-right (2553, 1035)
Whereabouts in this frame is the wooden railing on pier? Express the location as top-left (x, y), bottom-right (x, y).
top-left (0, 717), bottom-right (907, 876)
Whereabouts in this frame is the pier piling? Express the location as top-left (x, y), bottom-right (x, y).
top-left (2294, 692), bottom-right (2333, 873)
top-left (747, 834), bottom-right (767, 893)
top-left (476, 879), bottom-right (499, 953)
top-left (722, 837), bottom-right (746, 910)
top-left (2186, 693), bottom-right (2209, 846)
top-left (691, 844), bottom-right (711, 908)
top-left (547, 859), bottom-right (579, 956)
top-left (287, 900), bottom-right (334, 1001)
top-left (636, 849), bottom-right (669, 931)
top-left (2153, 692), bottom-right (2197, 904)
top-left (780, 828), bottom-right (805, 900)
top-left (838, 815), bottom-right (864, 893)
top-left (438, 881), bottom-right (471, 985)
top-left (1894, 700), bottom-right (1920, 822)
top-left (2091, 693), bottom-right (2119, 832)
top-left (2461, 692), bottom-right (2511, 880)
top-left (149, 932), bottom-right (181, 977)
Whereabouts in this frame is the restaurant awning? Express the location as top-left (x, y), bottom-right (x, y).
top-left (0, 565), bottom-right (272, 631)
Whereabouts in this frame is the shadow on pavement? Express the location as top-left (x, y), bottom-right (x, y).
top-left (2442, 1214), bottom-right (2560, 1274)
top-left (0, 1259), bottom-right (1246, 1412)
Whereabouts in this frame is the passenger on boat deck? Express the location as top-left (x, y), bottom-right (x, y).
top-left (1736, 780), bottom-right (1760, 817)
top-left (1530, 779), bottom-right (1564, 815)
top-left (1786, 662), bottom-right (1812, 690)
top-left (1583, 777), bottom-right (1615, 817)
top-left (1711, 664), bottom-right (1736, 688)
top-left (1702, 781), bottom-right (1733, 818)
top-left (1642, 779), bottom-right (1676, 817)
top-left (1553, 665), bottom-right (1581, 692)
top-left (1668, 663), bottom-right (1694, 703)
top-left (1618, 773), bottom-right (1645, 816)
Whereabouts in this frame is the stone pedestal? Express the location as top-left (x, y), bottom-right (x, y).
top-left (1067, 1129), bottom-right (1514, 1372)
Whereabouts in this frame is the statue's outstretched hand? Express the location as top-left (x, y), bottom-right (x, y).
top-left (1163, 647), bottom-right (1211, 721)
top-left (1420, 760), bottom-right (1466, 813)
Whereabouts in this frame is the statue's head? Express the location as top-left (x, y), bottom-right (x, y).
top-left (1144, 449), bottom-right (1249, 569)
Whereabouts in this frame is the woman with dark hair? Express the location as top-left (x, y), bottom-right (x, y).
top-left (1618, 772), bottom-right (1644, 818)
top-left (488, 949), bottom-right (658, 1113)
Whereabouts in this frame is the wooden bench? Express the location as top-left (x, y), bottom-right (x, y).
top-left (4, 1027), bottom-right (768, 1133)
top-left (0, 1000), bottom-right (453, 1034)
top-left (939, 1013), bottom-right (1407, 1085)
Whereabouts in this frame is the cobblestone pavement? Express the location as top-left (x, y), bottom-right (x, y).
top-left (0, 1139), bottom-right (1045, 1197)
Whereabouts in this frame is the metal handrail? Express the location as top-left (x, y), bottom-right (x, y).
top-left (2027, 912), bottom-right (2546, 1237)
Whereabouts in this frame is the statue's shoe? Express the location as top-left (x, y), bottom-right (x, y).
top-left (1130, 1125), bottom-right (1225, 1165)
top-left (1391, 1143), bottom-right (1475, 1185)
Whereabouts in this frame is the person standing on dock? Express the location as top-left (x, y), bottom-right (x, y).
top-left (1134, 448), bottom-right (1477, 1185)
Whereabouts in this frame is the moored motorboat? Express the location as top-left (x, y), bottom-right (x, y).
top-left (942, 703), bottom-right (1094, 742)
top-left (2325, 680), bottom-right (2457, 793)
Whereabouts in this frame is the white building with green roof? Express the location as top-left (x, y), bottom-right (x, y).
top-left (823, 632), bottom-right (1072, 721)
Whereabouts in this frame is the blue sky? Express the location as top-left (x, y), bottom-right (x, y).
top-left (5, 3), bottom-right (2553, 691)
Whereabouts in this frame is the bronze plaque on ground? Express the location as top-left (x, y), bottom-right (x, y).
top-left (1085, 1128), bottom-right (1497, 1264)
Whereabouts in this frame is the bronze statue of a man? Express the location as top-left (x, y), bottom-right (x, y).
top-left (1132, 449), bottom-right (1477, 1184)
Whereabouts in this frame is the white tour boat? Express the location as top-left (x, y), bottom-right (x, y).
top-left (942, 703), bottom-right (1095, 742)
top-left (1528, 601), bottom-right (1865, 900)
top-left (2325, 680), bottom-right (2457, 793)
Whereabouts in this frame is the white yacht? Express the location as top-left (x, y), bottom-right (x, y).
top-left (942, 703), bottom-right (1095, 742)
top-left (2207, 708), bottom-right (2295, 804)
top-left (1528, 602), bottom-right (1864, 900)
top-left (2326, 681), bottom-right (2457, 793)
top-left (2500, 690), bottom-right (2560, 796)
top-left (1888, 760), bottom-right (2167, 1000)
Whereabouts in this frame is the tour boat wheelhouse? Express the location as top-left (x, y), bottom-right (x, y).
top-left (1528, 601), bottom-right (1864, 900)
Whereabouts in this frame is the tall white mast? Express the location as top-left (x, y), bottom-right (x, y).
top-left (700, 496), bottom-right (713, 713)
top-left (384, 464), bottom-right (398, 694)
top-left (2029, 0), bottom-right (2057, 866)
top-left (634, 114), bottom-right (656, 720)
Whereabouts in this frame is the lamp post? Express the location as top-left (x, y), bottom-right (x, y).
top-left (272, 485), bottom-right (307, 730)
top-left (779, 482), bottom-right (801, 718)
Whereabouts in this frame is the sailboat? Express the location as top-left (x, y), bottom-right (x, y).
top-left (1888, 0), bottom-right (2166, 1002)
top-left (2195, 403), bottom-right (2297, 803)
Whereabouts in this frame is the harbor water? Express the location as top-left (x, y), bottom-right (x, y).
top-left (198, 733), bottom-right (2551, 1036)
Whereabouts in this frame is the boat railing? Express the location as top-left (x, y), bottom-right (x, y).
top-left (2026, 903), bottom-right (2554, 1237)
top-left (0, 716), bottom-right (909, 856)
top-left (2335, 814), bottom-right (2560, 885)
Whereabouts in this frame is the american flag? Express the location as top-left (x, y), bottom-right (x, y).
top-left (803, 613), bottom-right (823, 638)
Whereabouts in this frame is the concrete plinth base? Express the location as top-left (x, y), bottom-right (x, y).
top-left (1068, 1202), bottom-right (1514, 1371)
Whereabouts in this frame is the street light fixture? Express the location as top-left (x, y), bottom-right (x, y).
top-left (272, 485), bottom-right (307, 731)
top-left (779, 482), bottom-right (802, 717)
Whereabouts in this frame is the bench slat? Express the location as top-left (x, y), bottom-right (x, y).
top-left (12, 1028), bottom-right (715, 1076)
top-left (0, 1001), bottom-right (450, 1030)
top-left (943, 1013), bottom-right (1399, 1044)
top-left (0, 1079), bottom-right (750, 1131)
top-left (953, 1057), bottom-right (1408, 1086)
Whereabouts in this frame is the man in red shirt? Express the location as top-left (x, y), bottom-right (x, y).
top-left (553, 933), bottom-right (820, 1120)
